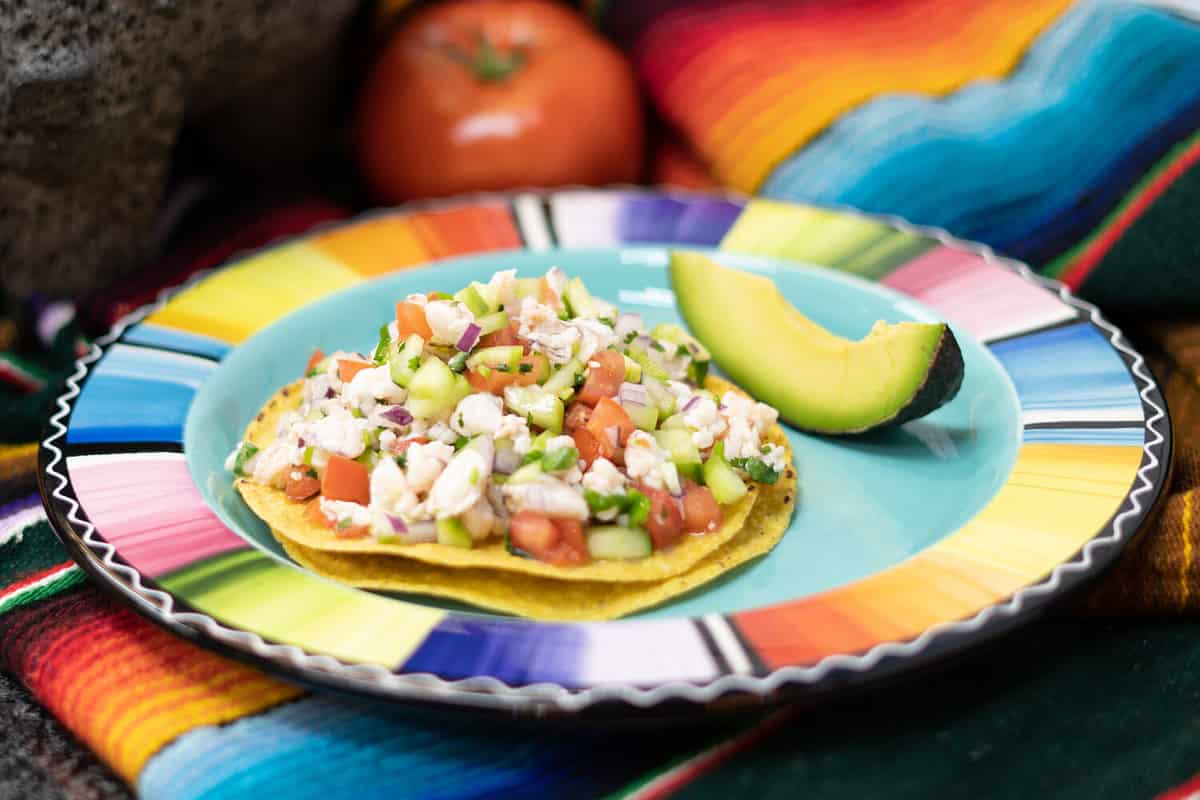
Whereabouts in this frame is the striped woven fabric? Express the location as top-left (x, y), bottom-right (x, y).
top-left (604, 0), bottom-right (1200, 312)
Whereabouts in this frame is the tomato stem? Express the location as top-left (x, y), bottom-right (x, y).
top-left (441, 29), bottom-right (524, 83)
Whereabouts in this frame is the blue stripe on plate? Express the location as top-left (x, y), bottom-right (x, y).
top-left (616, 195), bottom-right (744, 246)
top-left (988, 322), bottom-right (1143, 426)
top-left (139, 692), bottom-right (690, 800)
top-left (67, 344), bottom-right (215, 445)
top-left (400, 618), bottom-right (587, 686)
top-left (122, 322), bottom-right (232, 360)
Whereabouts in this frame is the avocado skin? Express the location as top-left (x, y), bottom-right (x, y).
top-left (792, 324), bottom-right (964, 436)
top-left (885, 324), bottom-right (965, 428)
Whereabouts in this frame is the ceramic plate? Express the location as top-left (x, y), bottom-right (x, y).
top-left (40, 190), bottom-right (1170, 716)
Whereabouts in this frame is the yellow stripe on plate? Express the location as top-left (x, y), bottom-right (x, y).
top-left (182, 557), bottom-right (444, 667)
top-left (933, 443), bottom-right (1145, 580)
top-left (145, 243), bottom-right (362, 343)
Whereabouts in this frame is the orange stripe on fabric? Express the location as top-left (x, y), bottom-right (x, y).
top-left (310, 215), bottom-right (431, 276)
top-left (407, 204), bottom-right (522, 259)
top-left (1059, 134), bottom-right (1200, 288)
top-left (9, 596), bottom-right (300, 784)
top-left (635, 0), bottom-right (1073, 190)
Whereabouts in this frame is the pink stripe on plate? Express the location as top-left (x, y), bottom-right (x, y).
top-left (67, 454), bottom-right (248, 577)
top-left (883, 246), bottom-right (1075, 342)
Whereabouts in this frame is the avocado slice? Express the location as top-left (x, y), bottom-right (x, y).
top-left (668, 251), bottom-right (964, 434)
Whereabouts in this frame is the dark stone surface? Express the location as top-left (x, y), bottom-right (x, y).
top-left (0, 0), bottom-right (359, 297)
top-left (0, 670), bottom-right (130, 800)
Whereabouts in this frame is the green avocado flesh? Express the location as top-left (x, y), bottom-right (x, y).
top-left (668, 252), bottom-right (964, 434)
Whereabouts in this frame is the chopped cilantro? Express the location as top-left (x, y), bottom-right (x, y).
top-left (584, 489), bottom-right (625, 512)
top-left (494, 364), bottom-right (512, 373)
top-left (573, 372), bottom-right (586, 389)
top-left (454, 435), bottom-right (470, 451)
top-left (650, 340), bottom-right (665, 352)
top-left (676, 344), bottom-right (690, 358)
top-left (688, 359), bottom-right (709, 385)
top-left (505, 529), bottom-right (532, 559)
top-left (305, 467), bottom-right (318, 479)
top-left (305, 367), bottom-right (320, 377)
top-left (372, 324), bottom-right (391, 365)
top-left (623, 331), bottom-right (638, 344)
top-left (521, 450), bottom-right (544, 466)
top-left (407, 355), bottom-right (421, 372)
top-left (598, 317), bottom-right (615, 328)
top-left (395, 454), bottom-right (408, 469)
top-left (448, 352), bottom-right (468, 373)
top-left (730, 457), bottom-right (780, 485)
top-left (336, 518), bottom-right (351, 531)
top-left (518, 362), bottom-right (533, 374)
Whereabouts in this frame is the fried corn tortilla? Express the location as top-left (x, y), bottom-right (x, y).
top-left (236, 377), bottom-right (790, 583)
top-left (273, 458), bottom-right (796, 620)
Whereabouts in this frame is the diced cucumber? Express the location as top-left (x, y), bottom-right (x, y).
top-left (562, 277), bottom-right (593, 318)
top-left (503, 385), bottom-right (564, 433)
top-left (642, 377), bottom-right (676, 416)
top-left (304, 408), bottom-right (324, 423)
top-left (541, 446), bottom-right (579, 472)
top-left (454, 283), bottom-right (496, 317)
top-left (542, 359), bottom-right (584, 401)
top-left (475, 310), bottom-right (510, 336)
top-left (466, 345), bottom-right (523, 372)
top-left (622, 354), bottom-right (642, 383)
top-left (660, 413), bottom-right (686, 430)
top-left (436, 517), bottom-right (473, 548)
top-left (525, 352), bottom-right (551, 383)
top-left (231, 442), bottom-right (258, 476)
top-left (587, 526), bottom-right (653, 560)
top-left (530, 430), bottom-right (555, 452)
top-left (408, 357), bottom-right (472, 417)
top-left (626, 401), bottom-right (658, 431)
top-left (654, 428), bottom-right (701, 464)
top-left (514, 277), bottom-right (541, 299)
top-left (507, 461), bottom-right (544, 485)
top-left (704, 442), bottom-right (747, 505)
top-left (625, 345), bottom-right (670, 382)
top-left (355, 450), bottom-right (381, 469)
top-left (387, 333), bottom-right (426, 387)
top-left (677, 461), bottom-right (703, 484)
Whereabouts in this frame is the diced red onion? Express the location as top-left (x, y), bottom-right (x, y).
top-left (297, 437), bottom-right (306, 448)
top-left (618, 382), bottom-right (649, 408)
top-left (380, 406), bottom-right (414, 426)
top-left (605, 425), bottom-right (620, 449)
top-left (387, 515), bottom-right (407, 533)
top-left (456, 323), bottom-right (482, 352)
top-left (494, 446), bottom-right (521, 474)
top-left (400, 520), bottom-right (438, 543)
top-left (682, 396), bottom-right (700, 413)
top-left (324, 388), bottom-right (336, 399)
top-left (687, 342), bottom-right (699, 354)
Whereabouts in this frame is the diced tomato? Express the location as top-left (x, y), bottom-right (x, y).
top-left (395, 300), bottom-right (433, 339)
top-left (572, 427), bottom-right (607, 469)
top-left (304, 348), bottom-right (325, 377)
top-left (479, 319), bottom-right (526, 351)
top-left (564, 401), bottom-right (592, 432)
top-left (335, 524), bottom-right (370, 539)
top-left (321, 455), bottom-right (370, 505)
top-left (304, 498), bottom-right (332, 528)
top-left (577, 349), bottom-right (625, 406)
top-left (286, 473), bottom-right (321, 502)
top-left (642, 485), bottom-right (684, 550)
top-left (393, 436), bottom-right (431, 456)
top-left (585, 396), bottom-right (635, 448)
top-left (337, 358), bottom-right (373, 383)
top-left (549, 518), bottom-right (589, 565)
top-left (509, 510), bottom-right (558, 553)
top-left (682, 485), bottom-right (722, 533)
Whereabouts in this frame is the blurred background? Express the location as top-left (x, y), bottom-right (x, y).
top-left (2, 0), bottom-right (1200, 428)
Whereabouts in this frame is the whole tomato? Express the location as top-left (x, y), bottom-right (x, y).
top-left (355, 0), bottom-right (645, 202)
